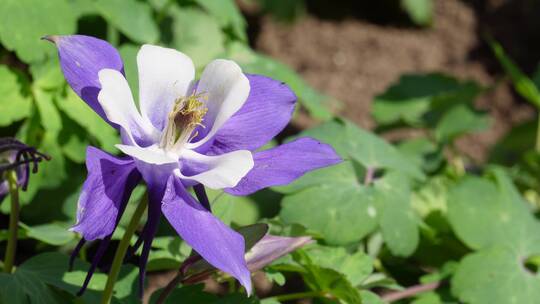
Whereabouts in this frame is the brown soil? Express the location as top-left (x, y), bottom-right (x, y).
top-left (252, 0), bottom-right (539, 161)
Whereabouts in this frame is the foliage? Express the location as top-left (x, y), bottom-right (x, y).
top-left (0, 0), bottom-right (539, 304)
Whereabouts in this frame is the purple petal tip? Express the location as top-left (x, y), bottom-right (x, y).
top-left (41, 35), bottom-right (59, 43)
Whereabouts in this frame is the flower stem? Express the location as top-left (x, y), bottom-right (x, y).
top-left (263, 290), bottom-right (331, 302)
top-left (3, 171), bottom-right (19, 273)
top-left (107, 24), bottom-right (119, 47)
top-left (100, 193), bottom-right (148, 304)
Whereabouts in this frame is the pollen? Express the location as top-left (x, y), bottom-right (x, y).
top-left (160, 93), bottom-right (208, 151)
top-left (172, 94), bottom-right (208, 131)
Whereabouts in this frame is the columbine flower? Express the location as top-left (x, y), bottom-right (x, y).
top-left (0, 137), bottom-right (50, 200)
top-left (47, 35), bottom-right (340, 295)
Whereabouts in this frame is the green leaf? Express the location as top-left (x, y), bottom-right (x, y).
top-left (286, 120), bottom-right (424, 180)
top-left (452, 245), bottom-right (540, 304)
top-left (265, 270), bottom-right (286, 286)
top-left (489, 39), bottom-right (540, 108)
top-left (434, 103), bottom-right (490, 142)
top-left (397, 137), bottom-right (443, 173)
top-left (209, 190), bottom-right (259, 226)
top-left (194, 0), bottom-right (247, 41)
top-left (58, 114), bottom-right (89, 163)
top-left (280, 162), bottom-right (378, 245)
top-left (447, 168), bottom-right (538, 250)
top-left (33, 88), bottom-right (62, 135)
top-left (0, 0), bottom-right (77, 63)
top-left (95, 0), bottom-right (158, 44)
top-left (449, 168), bottom-right (540, 304)
top-left (56, 89), bottom-right (119, 153)
top-left (226, 42), bottom-right (334, 120)
top-left (401, 0), bottom-right (433, 26)
top-left (0, 273), bottom-right (60, 304)
top-left (119, 44), bottom-right (140, 102)
top-left (19, 132), bottom-right (67, 202)
top-left (19, 222), bottom-right (75, 246)
top-left (488, 119), bottom-right (536, 164)
top-left (30, 57), bottom-right (65, 91)
top-left (171, 7), bottom-right (225, 68)
top-left (0, 252), bottom-right (98, 304)
top-left (306, 245), bottom-right (373, 286)
top-left (296, 252), bottom-right (362, 304)
top-left (0, 66), bottom-right (32, 126)
top-left (279, 120), bottom-right (421, 247)
top-left (344, 121), bottom-right (424, 180)
top-left (373, 172), bottom-right (419, 256)
top-left (411, 292), bottom-right (442, 304)
top-left (361, 290), bottom-right (385, 304)
top-left (372, 73), bottom-right (481, 127)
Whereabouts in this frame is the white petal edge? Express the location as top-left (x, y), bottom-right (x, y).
top-left (186, 59), bottom-right (250, 149)
top-left (116, 144), bottom-right (178, 165)
top-left (137, 44), bottom-right (195, 131)
top-left (177, 149), bottom-right (254, 189)
top-left (97, 69), bottom-right (157, 145)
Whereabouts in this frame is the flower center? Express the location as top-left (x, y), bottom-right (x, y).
top-left (160, 94), bottom-right (208, 152)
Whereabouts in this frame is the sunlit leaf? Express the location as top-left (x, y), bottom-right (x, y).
top-left (0, 0), bottom-right (77, 63)
top-left (0, 66), bottom-right (32, 126)
top-left (171, 7), bottom-right (225, 68)
top-left (401, 0), bottom-right (433, 26)
top-left (95, 0), bottom-right (158, 44)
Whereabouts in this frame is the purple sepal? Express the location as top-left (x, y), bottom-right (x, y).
top-left (71, 146), bottom-right (141, 241)
top-left (206, 74), bottom-right (296, 155)
top-left (225, 137), bottom-right (342, 196)
top-left (46, 35), bottom-right (124, 125)
top-left (0, 182), bottom-right (7, 204)
top-left (161, 176), bottom-right (252, 295)
top-left (246, 235), bottom-right (313, 271)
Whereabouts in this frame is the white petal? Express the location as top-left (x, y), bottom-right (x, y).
top-left (186, 59), bottom-right (250, 149)
top-left (116, 144), bottom-right (178, 165)
top-left (98, 69), bottom-right (157, 145)
top-left (178, 149), bottom-right (254, 189)
top-left (138, 45), bottom-right (195, 131)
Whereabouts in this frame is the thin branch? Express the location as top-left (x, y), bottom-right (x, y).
top-left (381, 281), bottom-right (441, 303)
top-left (364, 166), bottom-right (375, 185)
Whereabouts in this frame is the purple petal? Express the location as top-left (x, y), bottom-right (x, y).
top-left (77, 236), bottom-right (112, 296)
top-left (137, 185), bottom-right (164, 299)
top-left (71, 146), bottom-right (141, 241)
top-left (225, 137), bottom-right (341, 196)
top-left (45, 35), bottom-right (124, 124)
top-left (0, 181), bottom-right (7, 203)
top-left (161, 176), bottom-right (252, 294)
top-left (246, 235), bottom-right (313, 271)
top-left (205, 74), bottom-right (296, 155)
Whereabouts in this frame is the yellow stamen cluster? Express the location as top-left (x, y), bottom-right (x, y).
top-left (160, 94), bottom-right (208, 151)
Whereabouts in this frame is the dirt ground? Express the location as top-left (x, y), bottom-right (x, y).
top-left (251, 0), bottom-right (540, 161)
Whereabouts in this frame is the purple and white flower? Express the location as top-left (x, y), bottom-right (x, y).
top-left (47, 35), bottom-right (340, 296)
top-left (0, 137), bottom-right (50, 201)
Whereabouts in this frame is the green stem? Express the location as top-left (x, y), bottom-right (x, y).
top-left (262, 290), bottom-right (330, 302)
top-left (107, 24), bottom-right (119, 47)
top-left (100, 193), bottom-right (148, 304)
top-left (4, 171), bottom-right (19, 273)
top-left (155, 0), bottom-right (174, 25)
